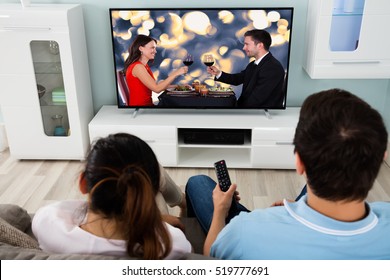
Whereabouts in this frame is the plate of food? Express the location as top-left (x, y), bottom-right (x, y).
top-left (208, 86), bottom-right (235, 95)
top-left (166, 85), bottom-right (195, 94)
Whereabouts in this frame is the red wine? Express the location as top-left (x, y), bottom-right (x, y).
top-left (183, 61), bottom-right (193, 66)
top-left (204, 61), bottom-right (214, 67)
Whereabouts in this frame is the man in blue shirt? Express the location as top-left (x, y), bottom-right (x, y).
top-left (185, 88), bottom-right (389, 259)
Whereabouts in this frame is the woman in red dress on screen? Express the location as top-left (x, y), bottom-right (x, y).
top-left (123, 35), bottom-right (188, 106)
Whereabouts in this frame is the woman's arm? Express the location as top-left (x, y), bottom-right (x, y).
top-left (133, 64), bottom-right (188, 92)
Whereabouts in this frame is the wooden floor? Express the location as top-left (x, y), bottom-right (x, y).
top-left (1, 148), bottom-right (389, 215)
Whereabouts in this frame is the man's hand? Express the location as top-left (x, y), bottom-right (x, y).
top-left (207, 66), bottom-right (221, 76)
top-left (212, 183), bottom-right (237, 217)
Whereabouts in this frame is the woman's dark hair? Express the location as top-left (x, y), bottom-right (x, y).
top-left (82, 133), bottom-right (171, 259)
top-left (122, 34), bottom-right (157, 74)
top-left (244, 29), bottom-right (272, 51)
top-left (294, 89), bottom-right (388, 202)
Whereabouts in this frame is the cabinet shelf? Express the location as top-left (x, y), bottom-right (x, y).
top-left (332, 7), bottom-right (363, 16)
top-left (177, 147), bottom-right (252, 168)
top-left (178, 143), bottom-right (251, 149)
top-left (33, 62), bottom-right (62, 74)
top-left (39, 91), bottom-right (67, 107)
top-left (332, 12), bottom-right (363, 16)
top-left (177, 137), bottom-right (252, 148)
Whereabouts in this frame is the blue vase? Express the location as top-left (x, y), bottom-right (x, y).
top-left (54, 126), bottom-right (66, 136)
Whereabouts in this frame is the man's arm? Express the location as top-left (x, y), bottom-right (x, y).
top-left (217, 70), bottom-right (246, 86)
top-left (203, 184), bottom-right (237, 256)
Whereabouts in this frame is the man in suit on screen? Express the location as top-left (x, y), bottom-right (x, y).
top-left (207, 29), bottom-right (285, 108)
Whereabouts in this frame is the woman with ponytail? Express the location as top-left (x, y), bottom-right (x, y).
top-left (32, 133), bottom-right (192, 259)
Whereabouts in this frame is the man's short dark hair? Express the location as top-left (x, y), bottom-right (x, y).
top-left (244, 29), bottom-right (272, 51)
top-left (293, 89), bottom-right (388, 202)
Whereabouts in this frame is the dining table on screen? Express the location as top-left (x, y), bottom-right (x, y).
top-left (157, 91), bottom-right (237, 108)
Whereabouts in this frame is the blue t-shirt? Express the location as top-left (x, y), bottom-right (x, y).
top-left (210, 196), bottom-right (390, 259)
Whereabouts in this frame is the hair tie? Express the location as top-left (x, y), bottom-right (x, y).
top-left (123, 166), bottom-right (137, 175)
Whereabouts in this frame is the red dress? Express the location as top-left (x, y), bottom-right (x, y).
top-left (125, 61), bottom-right (155, 106)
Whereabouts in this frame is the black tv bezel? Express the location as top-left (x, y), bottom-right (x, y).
top-left (109, 7), bottom-right (294, 110)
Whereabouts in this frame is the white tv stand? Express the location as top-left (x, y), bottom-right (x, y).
top-left (88, 106), bottom-right (300, 169)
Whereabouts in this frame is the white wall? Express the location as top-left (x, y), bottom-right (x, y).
top-left (1, 0), bottom-right (389, 131)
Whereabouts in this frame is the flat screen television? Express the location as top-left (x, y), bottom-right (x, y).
top-left (109, 7), bottom-right (293, 110)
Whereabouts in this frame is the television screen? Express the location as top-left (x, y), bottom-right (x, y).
top-left (109, 7), bottom-right (293, 109)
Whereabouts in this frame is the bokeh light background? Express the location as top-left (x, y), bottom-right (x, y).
top-left (110, 8), bottom-right (293, 95)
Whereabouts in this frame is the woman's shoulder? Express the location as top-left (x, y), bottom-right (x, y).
top-left (32, 200), bottom-right (87, 238)
top-left (127, 61), bottom-right (147, 76)
top-left (129, 61), bottom-right (144, 69)
top-left (37, 199), bottom-right (86, 210)
top-left (34, 200), bottom-right (87, 222)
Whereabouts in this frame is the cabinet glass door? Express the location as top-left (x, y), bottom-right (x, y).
top-left (31, 40), bottom-right (70, 137)
top-left (329, 0), bottom-right (366, 51)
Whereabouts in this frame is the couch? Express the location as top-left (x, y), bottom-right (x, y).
top-left (0, 204), bottom-right (210, 260)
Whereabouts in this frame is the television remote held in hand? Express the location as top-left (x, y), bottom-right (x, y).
top-left (214, 160), bottom-right (232, 192)
top-left (214, 159), bottom-right (238, 214)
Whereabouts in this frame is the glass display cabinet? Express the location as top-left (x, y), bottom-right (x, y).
top-left (0, 4), bottom-right (93, 159)
top-left (31, 40), bottom-right (70, 137)
top-left (303, 0), bottom-right (390, 79)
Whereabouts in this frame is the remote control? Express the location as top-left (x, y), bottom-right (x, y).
top-left (214, 160), bottom-right (232, 192)
top-left (214, 160), bottom-right (238, 214)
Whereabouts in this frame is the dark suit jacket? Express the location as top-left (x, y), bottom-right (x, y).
top-left (216, 52), bottom-right (285, 108)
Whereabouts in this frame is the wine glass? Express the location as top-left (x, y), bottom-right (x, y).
top-left (203, 54), bottom-right (214, 77)
top-left (183, 54), bottom-right (193, 77)
top-left (183, 53), bottom-right (194, 67)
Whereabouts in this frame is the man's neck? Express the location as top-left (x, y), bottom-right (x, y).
top-left (254, 51), bottom-right (269, 64)
top-left (306, 188), bottom-right (367, 222)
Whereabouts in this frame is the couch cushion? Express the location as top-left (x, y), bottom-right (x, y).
top-left (0, 204), bottom-right (40, 249)
top-left (0, 241), bottom-right (129, 260)
top-left (0, 204), bottom-right (31, 232)
top-left (0, 217), bottom-right (40, 249)
top-left (0, 242), bottom-right (213, 260)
